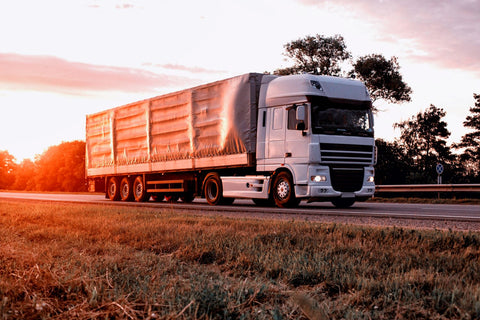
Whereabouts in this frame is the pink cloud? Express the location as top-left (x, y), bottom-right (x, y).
top-left (143, 62), bottom-right (225, 74)
top-left (299, 0), bottom-right (480, 73)
top-left (0, 53), bottom-right (195, 94)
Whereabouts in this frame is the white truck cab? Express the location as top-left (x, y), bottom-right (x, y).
top-left (254, 74), bottom-right (375, 208)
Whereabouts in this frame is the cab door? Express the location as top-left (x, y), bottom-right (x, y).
top-left (284, 104), bottom-right (309, 184)
top-left (265, 106), bottom-right (285, 168)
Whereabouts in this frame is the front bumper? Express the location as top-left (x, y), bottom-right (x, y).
top-left (294, 165), bottom-right (375, 201)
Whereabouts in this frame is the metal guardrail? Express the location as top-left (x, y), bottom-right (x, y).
top-left (376, 184), bottom-right (480, 193)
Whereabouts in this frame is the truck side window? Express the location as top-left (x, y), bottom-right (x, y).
top-left (287, 106), bottom-right (308, 130)
top-left (273, 108), bottom-right (283, 130)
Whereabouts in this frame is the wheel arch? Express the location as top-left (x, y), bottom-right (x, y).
top-left (268, 167), bottom-right (295, 195)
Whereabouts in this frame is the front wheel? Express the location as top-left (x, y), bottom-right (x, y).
top-left (272, 172), bottom-right (298, 208)
top-left (331, 198), bottom-right (355, 208)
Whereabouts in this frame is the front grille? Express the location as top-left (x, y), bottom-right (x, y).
top-left (320, 143), bottom-right (373, 165)
top-left (330, 167), bottom-right (364, 192)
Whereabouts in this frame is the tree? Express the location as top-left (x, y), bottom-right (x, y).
top-left (456, 94), bottom-right (480, 181)
top-left (351, 54), bottom-right (412, 105)
top-left (34, 141), bottom-right (86, 192)
top-left (394, 105), bottom-right (453, 183)
top-left (0, 150), bottom-right (16, 189)
top-left (274, 34), bottom-right (351, 76)
top-left (11, 159), bottom-right (36, 191)
top-left (275, 35), bottom-right (412, 111)
top-left (374, 139), bottom-right (411, 185)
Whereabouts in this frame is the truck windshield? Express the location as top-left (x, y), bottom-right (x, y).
top-left (310, 96), bottom-right (373, 137)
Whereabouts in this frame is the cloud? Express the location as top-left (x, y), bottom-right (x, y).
top-left (299, 0), bottom-right (480, 73)
top-left (0, 53), bottom-right (195, 94)
top-left (142, 62), bottom-right (226, 74)
top-left (87, 1), bottom-right (136, 9)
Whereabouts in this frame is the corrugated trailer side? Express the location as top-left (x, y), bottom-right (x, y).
top-left (86, 72), bottom-right (263, 177)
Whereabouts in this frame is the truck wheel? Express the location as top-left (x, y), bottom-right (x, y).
top-left (120, 177), bottom-right (134, 201)
top-left (331, 198), bottom-right (355, 208)
top-left (133, 176), bottom-right (149, 202)
top-left (272, 172), bottom-right (298, 208)
top-left (107, 177), bottom-right (121, 201)
top-left (204, 173), bottom-right (223, 205)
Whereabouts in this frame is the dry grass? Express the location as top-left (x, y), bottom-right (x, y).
top-left (0, 199), bottom-right (479, 319)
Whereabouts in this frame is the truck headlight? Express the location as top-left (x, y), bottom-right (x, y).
top-left (367, 176), bottom-right (375, 183)
top-left (311, 175), bottom-right (327, 182)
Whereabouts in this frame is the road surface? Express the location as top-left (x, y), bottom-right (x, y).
top-left (1, 191), bottom-right (479, 230)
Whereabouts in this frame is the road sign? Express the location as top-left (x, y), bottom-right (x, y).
top-left (436, 163), bottom-right (444, 175)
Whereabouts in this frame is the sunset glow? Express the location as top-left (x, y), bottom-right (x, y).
top-left (1, 0), bottom-right (479, 161)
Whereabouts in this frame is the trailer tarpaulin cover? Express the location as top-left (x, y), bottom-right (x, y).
top-left (86, 73), bottom-right (262, 175)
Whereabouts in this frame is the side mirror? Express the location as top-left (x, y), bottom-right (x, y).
top-left (296, 104), bottom-right (306, 131)
top-left (296, 105), bottom-right (306, 122)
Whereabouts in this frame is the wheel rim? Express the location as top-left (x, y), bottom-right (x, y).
top-left (121, 183), bottom-right (129, 199)
top-left (109, 183), bottom-right (116, 197)
top-left (134, 182), bottom-right (143, 198)
top-left (276, 179), bottom-right (290, 200)
top-left (206, 181), bottom-right (218, 200)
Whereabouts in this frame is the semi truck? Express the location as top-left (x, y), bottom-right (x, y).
top-left (86, 73), bottom-right (375, 208)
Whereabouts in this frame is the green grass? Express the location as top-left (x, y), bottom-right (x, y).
top-left (0, 200), bottom-right (479, 319)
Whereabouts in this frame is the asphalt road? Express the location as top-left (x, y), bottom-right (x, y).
top-left (1, 191), bottom-right (479, 226)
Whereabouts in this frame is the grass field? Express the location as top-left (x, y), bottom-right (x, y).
top-left (0, 200), bottom-right (479, 319)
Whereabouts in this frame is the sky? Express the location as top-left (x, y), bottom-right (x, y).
top-left (1, 0), bottom-right (479, 162)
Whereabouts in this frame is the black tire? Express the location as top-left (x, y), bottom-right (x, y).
top-left (204, 173), bottom-right (223, 205)
top-left (331, 198), bottom-right (355, 208)
top-left (107, 177), bottom-right (121, 201)
top-left (272, 171), bottom-right (298, 208)
top-left (120, 177), bottom-right (134, 202)
top-left (133, 176), bottom-right (149, 202)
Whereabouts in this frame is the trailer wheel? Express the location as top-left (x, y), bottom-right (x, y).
top-left (120, 177), bottom-right (134, 201)
top-left (133, 176), bottom-right (149, 202)
top-left (107, 177), bottom-right (121, 201)
top-left (331, 198), bottom-right (355, 208)
top-left (272, 171), bottom-right (298, 208)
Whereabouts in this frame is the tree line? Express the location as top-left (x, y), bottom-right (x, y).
top-left (275, 34), bottom-right (480, 184)
top-left (376, 95), bottom-right (480, 184)
top-left (0, 141), bottom-right (86, 192)
top-left (0, 34), bottom-right (478, 192)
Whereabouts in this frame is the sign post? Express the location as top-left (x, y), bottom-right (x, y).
top-left (436, 163), bottom-right (444, 184)
top-left (436, 163), bottom-right (444, 199)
